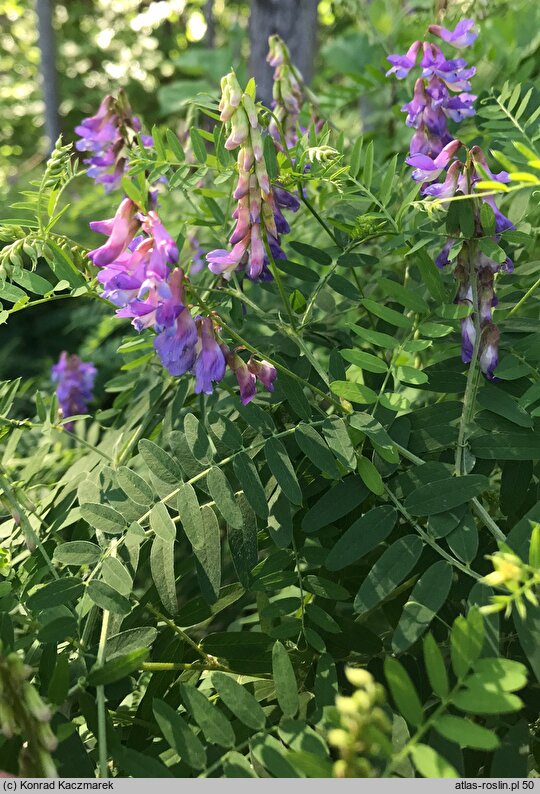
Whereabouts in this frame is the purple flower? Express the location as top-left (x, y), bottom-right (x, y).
top-left (422, 159), bottom-right (463, 198)
top-left (421, 44), bottom-right (475, 91)
top-left (247, 357), bottom-right (277, 392)
top-left (480, 196), bottom-right (515, 234)
top-left (224, 348), bottom-right (257, 405)
top-left (154, 307), bottom-right (198, 376)
top-left (428, 19), bottom-right (478, 49)
top-left (75, 93), bottom-right (152, 191)
top-left (470, 146), bottom-right (510, 184)
top-left (435, 238), bottom-right (455, 268)
top-left (192, 317), bottom-right (226, 395)
top-left (479, 323), bottom-right (499, 380)
top-left (406, 139), bottom-right (461, 182)
top-left (386, 40), bottom-right (422, 79)
top-left (207, 240), bottom-right (249, 279)
top-left (89, 198), bottom-right (140, 267)
top-left (460, 316), bottom-right (476, 364)
top-left (51, 352), bottom-right (96, 431)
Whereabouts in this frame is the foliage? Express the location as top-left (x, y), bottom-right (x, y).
top-left (0, 0), bottom-right (539, 780)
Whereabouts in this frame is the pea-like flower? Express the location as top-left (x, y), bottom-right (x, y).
top-left (51, 352), bottom-right (96, 431)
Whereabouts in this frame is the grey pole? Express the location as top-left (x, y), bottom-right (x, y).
top-left (36, 0), bottom-right (60, 153)
top-left (248, 0), bottom-right (319, 106)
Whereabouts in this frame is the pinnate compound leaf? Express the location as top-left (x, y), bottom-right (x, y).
top-left (384, 657), bottom-right (423, 727)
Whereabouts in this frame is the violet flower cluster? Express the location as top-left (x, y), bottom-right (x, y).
top-left (88, 195), bottom-right (277, 402)
top-left (267, 35), bottom-right (304, 149)
top-left (51, 352), bottom-right (96, 431)
top-left (387, 20), bottom-right (514, 380)
top-left (206, 71), bottom-right (299, 282)
top-left (75, 91), bottom-right (152, 192)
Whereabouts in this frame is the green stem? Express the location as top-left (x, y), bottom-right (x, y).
top-left (143, 602), bottom-right (209, 661)
top-left (384, 486), bottom-right (481, 581)
top-left (96, 608), bottom-right (110, 779)
top-left (455, 241), bottom-right (481, 477)
top-left (298, 189), bottom-right (338, 246)
top-left (508, 275), bottom-right (540, 316)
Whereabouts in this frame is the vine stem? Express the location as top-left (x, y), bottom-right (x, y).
top-left (96, 608), bottom-right (111, 779)
top-left (455, 240), bottom-right (481, 478)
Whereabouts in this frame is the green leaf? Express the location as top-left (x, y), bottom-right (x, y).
top-left (325, 505), bottom-right (397, 571)
top-left (184, 412), bottom-right (214, 464)
top-left (117, 467), bottom-right (154, 506)
top-left (514, 603), bottom-right (540, 683)
top-left (349, 324), bottom-right (397, 348)
top-left (302, 475), bottom-right (368, 533)
top-left (362, 140), bottom-right (374, 188)
top-left (471, 432), bottom-right (540, 460)
top-left (384, 657), bottom-right (423, 727)
top-left (477, 387), bottom-right (533, 428)
top-left (201, 632), bottom-right (273, 675)
top-left (105, 627), bottom-right (158, 660)
top-left (44, 240), bottom-right (86, 287)
top-left (250, 734), bottom-right (300, 778)
top-left (349, 412), bottom-right (396, 455)
top-left (423, 633), bottom-right (449, 699)
top-left (466, 658), bottom-right (528, 692)
top-left (340, 349), bottom-right (388, 374)
top-left (415, 248), bottom-right (447, 303)
top-left (354, 535), bottom-right (423, 615)
top-left (378, 278), bottom-right (429, 313)
top-left (303, 575), bottom-right (349, 601)
top-left (53, 541), bottom-right (101, 567)
top-left (330, 380), bottom-right (378, 404)
top-left (80, 502), bottom-right (127, 534)
top-left (272, 641), bottom-right (299, 718)
top-left (265, 437), bottom-right (302, 505)
top-left (433, 714), bottom-right (499, 750)
top-left (357, 455), bottom-right (384, 495)
top-left (362, 298), bottom-right (413, 329)
top-left (211, 671), bottom-right (266, 730)
top-left (195, 505), bottom-right (221, 602)
top-left (207, 466), bottom-right (243, 528)
top-left (529, 522), bottom-right (540, 569)
top-left (451, 687), bottom-right (523, 714)
top-left (190, 127), bottom-right (207, 163)
top-left (289, 241), bottom-right (332, 266)
top-left (102, 556), bottom-right (132, 596)
top-left (178, 683), bottom-right (235, 748)
top-left (404, 475), bottom-right (490, 515)
top-left (139, 439), bottom-right (182, 484)
top-left (322, 417), bottom-right (356, 470)
top-left (88, 648), bottom-right (148, 685)
top-left (177, 483), bottom-right (204, 549)
top-left (228, 493), bottom-right (258, 588)
top-left (295, 424), bottom-right (341, 478)
top-left (451, 611), bottom-right (484, 679)
top-left (410, 744), bottom-right (458, 778)
top-left (153, 699), bottom-right (206, 769)
top-left (115, 747), bottom-right (173, 778)
top-left (350, 137), bottom-right (363, 178)
top-left (392, 561), bottom-right (453, 653)
top-left (150, 536), bottom-right (177, 615)
top-left (263, 133), bottom-right (278, 180)
top-left (27, 578), bottom-right (84, 611)
top-left (87, 580), bottom-right (131, 615)
top-left (223, 751), bottom-right (257, 778)
top-left (232, 452), bottom-right (268, 519)
top-left (150, 502), bottom-right (176, 541)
